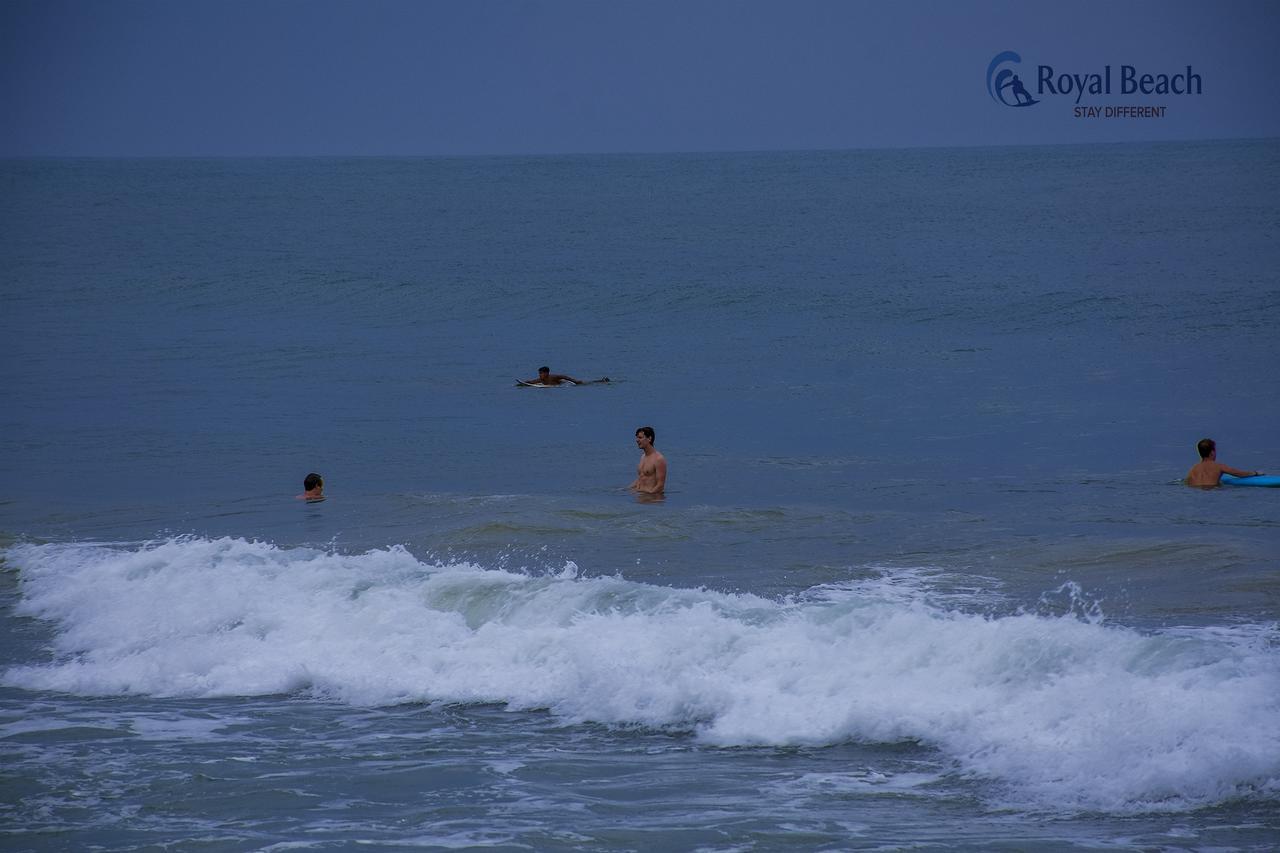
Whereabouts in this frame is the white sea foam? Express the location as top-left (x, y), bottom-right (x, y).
top-left (4, 537), bottom-right (1279, 813)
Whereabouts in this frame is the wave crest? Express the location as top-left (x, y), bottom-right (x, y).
top-left (4, 536), bottom-right (1279, 813)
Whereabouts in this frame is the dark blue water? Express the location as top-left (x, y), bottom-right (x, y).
top-left (2, 142), bottom-right (1278, 849)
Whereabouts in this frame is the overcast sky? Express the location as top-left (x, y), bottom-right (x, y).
top-left (2, 0), bottom-right (1277, 156)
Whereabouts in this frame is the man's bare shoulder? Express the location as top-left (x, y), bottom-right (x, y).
top-left (1185, 460), bottom-right (1223, 486)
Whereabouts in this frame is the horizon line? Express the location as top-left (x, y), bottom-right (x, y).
top-left (2, 134), bottom-right (1275, 162)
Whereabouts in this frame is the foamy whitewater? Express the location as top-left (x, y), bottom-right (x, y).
top-left (6, 538), bottom-right (1278, 815)
top-left (3, 145), bottom-right (1279, 848)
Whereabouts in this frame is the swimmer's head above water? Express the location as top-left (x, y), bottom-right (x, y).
top-left (299, 472), bottom-right (325, 501)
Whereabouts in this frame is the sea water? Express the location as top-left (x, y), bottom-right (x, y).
top-left (1, 142), bottom-right (1278, 850)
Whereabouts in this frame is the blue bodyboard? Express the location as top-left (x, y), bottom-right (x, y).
top-left (1220, 474), bottom-right (1280, 488)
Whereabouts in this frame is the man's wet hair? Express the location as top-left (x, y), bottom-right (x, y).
top-left (636, 426), bottom-right (655, 445)
top-left (304, 472), bottom-right (323, 491)
top-left (538, 366), bottom-right (550, 374)
top-left (1197, 438), bottom-right (1215, 459)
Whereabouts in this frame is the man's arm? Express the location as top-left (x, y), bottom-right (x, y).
top-left (1221, 463), bottom-right (1263, 477)
top-left (646, 457), bottom-right (667, 493)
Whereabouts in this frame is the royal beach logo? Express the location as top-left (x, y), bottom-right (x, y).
top-left (987, 50), bottom-right (1202, 119)
top-left (987, 51), bottom-right (1039, 107)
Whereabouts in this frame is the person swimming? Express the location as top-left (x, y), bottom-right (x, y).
top-left (523, 366), bottom-right (583, 386)
top-left (518, 366), bottom-right (609, 386)
top-left (297, 472), bottom-right (325, 501)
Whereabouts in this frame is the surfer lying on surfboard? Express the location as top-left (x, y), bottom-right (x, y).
top-left (517, 366), bottom-right (610, 386)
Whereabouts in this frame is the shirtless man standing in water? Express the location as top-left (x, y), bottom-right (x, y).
top-left (1185, 438), bottom-right (1261, 487)
top-left (629, 426), bottom-right (667, 497)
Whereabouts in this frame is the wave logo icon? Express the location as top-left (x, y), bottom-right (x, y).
top-left (987, 51), bottom-right (1039, 107)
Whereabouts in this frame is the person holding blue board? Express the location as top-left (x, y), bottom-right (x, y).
top-left (1185, 438), bottom-right (1268, 487)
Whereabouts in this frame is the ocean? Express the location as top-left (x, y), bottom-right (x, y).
top-left (1, 141), bottom-right (1278, 850)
